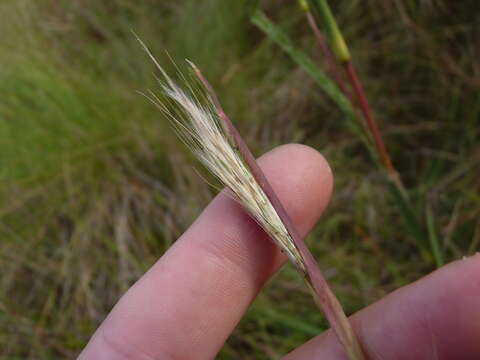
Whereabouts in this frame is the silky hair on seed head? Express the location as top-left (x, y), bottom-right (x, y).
top-left (136, 36), bottom-right (306, 272)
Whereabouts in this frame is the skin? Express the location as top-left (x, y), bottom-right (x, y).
top-left (79, 144), bottom-right (480, 360)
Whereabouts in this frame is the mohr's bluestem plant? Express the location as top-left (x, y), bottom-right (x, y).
top-left (137, 36), bottom-right (366, 360)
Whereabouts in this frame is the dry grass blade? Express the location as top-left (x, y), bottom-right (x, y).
top-left (137, 37), bottom-right (365, 360)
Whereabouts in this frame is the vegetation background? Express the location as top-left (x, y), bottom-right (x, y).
top-left (1, 0), bottom-right (479, 358)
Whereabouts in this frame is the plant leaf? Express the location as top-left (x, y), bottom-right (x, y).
top-left (251, 10), bottom-right (353, 119)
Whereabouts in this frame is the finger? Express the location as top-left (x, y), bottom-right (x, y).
top-left (285, 254), bottom-right (480, 360)
top-left (79, 144), bottom-right (334, 360)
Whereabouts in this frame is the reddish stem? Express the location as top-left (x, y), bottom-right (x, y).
top-left (306, 11), bottom-right (330, 57)
top-left (305, 12), bottom-right (351, 99)
top-left (343, 62), bottom-right (395, 174)
top-left (302, 9), bottom-right (401, 191)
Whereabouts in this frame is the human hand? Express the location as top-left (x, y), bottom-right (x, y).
top-left (79, 144), bottom-right (480, 360)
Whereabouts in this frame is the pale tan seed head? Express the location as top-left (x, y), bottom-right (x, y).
top-left (136, 37), bottom-right (305, 272)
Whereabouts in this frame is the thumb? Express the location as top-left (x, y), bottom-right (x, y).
top-left (286, 254), bottom-right (480, 360)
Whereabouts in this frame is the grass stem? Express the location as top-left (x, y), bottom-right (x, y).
top-left (299, 2), bottom-right (351, 98)
top-left (191, 63), bottom-right (366, 360)
top-left (426, 204), bottom-right (444, 268)
top-left (307, 0), bottom-right (403, 191)
top-left (343, 62), bottom-right (396, 178)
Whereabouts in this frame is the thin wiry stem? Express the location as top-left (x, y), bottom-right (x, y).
top-left (343, 63), bottom-right (397, 179)
top-left (306, 0), bottom-right (403, 192)
top-left (343, 59), bottom-right (405, 194)
top-left (302, 6), bottom-right (351, 99)
top-left (192, 64), bottom-right (365, 360)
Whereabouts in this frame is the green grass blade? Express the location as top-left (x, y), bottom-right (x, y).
top-left (388, 181), bottom-right (426, 250)
top-left (251, 10), bottom-right (353, 119)
top-left (307, 0), bottom-right (351, 62)
top-left (426, 204), bottom-right (444, 268)
top-left (245, 0), bottom-right (261, 17)
top-left (260, 306), bottom-right (323, 336)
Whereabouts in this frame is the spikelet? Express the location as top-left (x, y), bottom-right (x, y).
top-left (137, 36), bottom-right (365, 360)
top-left (136, 38), bottom-right (306, 274)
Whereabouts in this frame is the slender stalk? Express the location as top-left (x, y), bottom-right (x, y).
top-left (343, 62), bottom-right (395, 176)
top-left (307, 0), bottom-right (350, 62)
top-left (305, 11), bottom-right (330, 55)
top-left (190, 63), bottom-right (366, 360)
top-left (426, 204), bottom-right (444, 268)
top-left (299, 1), bottom-right (351, 98)
top-left (306, 0), bottom-right (403, 190)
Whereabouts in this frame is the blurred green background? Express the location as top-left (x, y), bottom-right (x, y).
top-left (1, 0), bottom-right (479, 358)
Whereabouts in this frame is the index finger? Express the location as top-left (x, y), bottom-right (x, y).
top-left (79, 144), bottom-right (333, 360)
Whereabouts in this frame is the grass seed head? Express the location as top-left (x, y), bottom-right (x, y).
top-left (136, 37), bottom-right (306, 273)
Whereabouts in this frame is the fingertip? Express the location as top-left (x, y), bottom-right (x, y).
top-left (286, 254), bottom-right (480, 360)
top-left (81, 143), bottom-right (336, 360)
top-left (258, 143), bottom-right (333, 235)
top-left (191, 143), bottom-right (334, 275)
